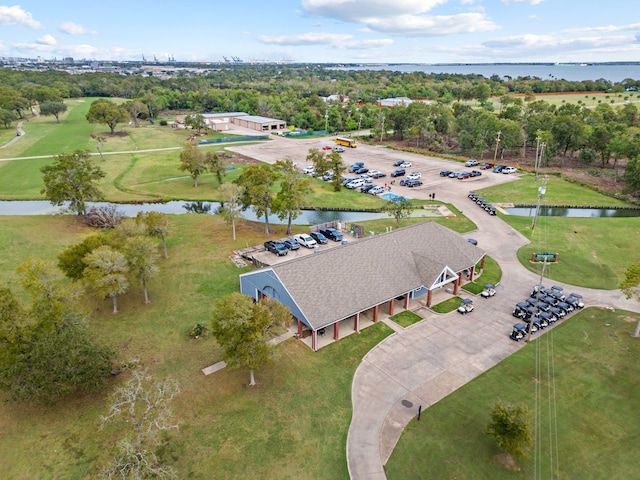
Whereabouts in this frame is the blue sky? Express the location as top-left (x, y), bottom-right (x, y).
top-left (1, 1), bottom-right (639, 63)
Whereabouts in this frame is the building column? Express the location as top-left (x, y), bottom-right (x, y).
top-left (453, 274), bottom-right (462, 295)
top-left (373, 305), bottom-right (379, 323)
top-left (403, 294), bottom-right (409, 309)
top-left (312, 330), bottom-right (317, 351)
top-left (481, 255), bottom-right (486, 270)
top-left (389, 299), bottom-right (395, 316)
top-left (469, 265), bottom-right (475, 280)
top-left (333, 322), bottom-right (339, 340)
top-left (297, 319), bottom-right (303, 338)
top-left (427, 289), bottom-right (433, 307)
top-left (354, 313), bottom-right (359, 332)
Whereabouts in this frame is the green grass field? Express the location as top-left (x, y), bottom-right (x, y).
top-left (1, 95), bottom-right (639, 479)
top-left (386, 307), bottom-right (640, 479)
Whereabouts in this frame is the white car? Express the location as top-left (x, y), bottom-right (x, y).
top-left (501, 166), bottom-right (517, 174)
top-left (369, 169), bottom-right (382, 177)
top-left (465, 159), bottom-right (479, 167)
top-left (303, 166), bottom-right (315, 175)
top-left (407, 172), bottom-right (421, 180)
top-left (400, 162), bottom-right (412, 168)
top-left (346, 178), bottom-right (365, 189)
top-left (294, 233), bottom-right (318, 248)
top-left (369, 186), bottom-right (386, 195)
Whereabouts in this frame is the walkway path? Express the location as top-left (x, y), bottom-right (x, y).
top-left (0, 121), bottom-right (25, 150)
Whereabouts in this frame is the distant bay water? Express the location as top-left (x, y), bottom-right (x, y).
top-left (335, 63), bottom-right (640, 83)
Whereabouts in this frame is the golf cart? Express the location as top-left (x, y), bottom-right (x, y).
top-left (531, 284), bottom-right (545, 297)
top-left (458, 298), bottom-right (474, 314)
top-left (480, 283), bottom-right (496, 298)
top-left (557, 301), bottom-right (574, 314)
top-left (509, 323), bottom-right (529, 341)
top-left (551, 285), bottom-right (566, 301)
top-left (513, 302), bottom-right (533, 319)
top-left (567, 293), bottom-right (584, 309)
top-left (523, 316), bottom-right (542, 332)
top-left (549, 307), bottom-right (565, 321)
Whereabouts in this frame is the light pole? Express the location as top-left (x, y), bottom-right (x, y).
top-left (379, 113), bottom-right (385, 143)
top-left (534, 136), bottom-right (541, 182)
top-left (324, 109), bottom-right (329, 133)
top-left (493, 130), bottom-right (502, 163)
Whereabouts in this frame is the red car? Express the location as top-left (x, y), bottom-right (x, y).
top-left (480, 162), bottom-right (493, 170)
top-left (322, 145), bottom-right (332, 150)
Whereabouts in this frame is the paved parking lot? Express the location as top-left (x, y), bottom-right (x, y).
top-left (229, 136), bottom-right (517, 203)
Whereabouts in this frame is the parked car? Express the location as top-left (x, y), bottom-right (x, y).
top-left (502, 166), bottom-right (517, 174)
top-left (303, 166), bottom-right (315, 175)
top-left (480, 162), bottom-right (494, 170)
top-left (457, 172), bottom-right (472, 180)
top-left (282, 238), bottom-right (300, 250)
top-left (458, 298), bottom-right (474, 314)
top-left (465, 159), bottom-right (479, 167)
top-left (391, 168), bottom-right (406, 177)
top-left (332, 146), bottom-right (345, 153)
top-left (470, 170), bottom-right (482, 177)
top-left (393, 160), bottom-right (404, 166)
top-left (309, 231), bottom-right (328, 244)
top-left (264, 241), bottom-right (288, 256)
top-left (369, 170), bottom-right (386, 178)
top-left (400, 161), bottom-right (412, 168)
top-left (400, 178), bottom-right (422, 187)
top-left (360, 184), bottom-right (376, 193)
top-left (322, 145), bottom-right (332, 151)
top-left (354, 167), bottom-right (369, 174)
top-left (322, 172), bottom-right (335, 181)
top-left (320, 227), bottom-right (343, 242)
top-left (369, 185), bottom-right (386, 195)
top-left (343, 177), bottom-right (357, 186)
top-left (346, 178), bottom-right (365, 189)
top-left (407, 172), bottom-right (421, 180)
top-left (448, 171), bottom-right (460, 178)
top-left (360, 174), bottom-right (373, 183)
top-left (440, 170), bottom-right (453, 177)
top-left (349, 161), bottom-right (365, 172)
top-left (492, 165), bottom-right (506, 173)
top-left (294, 233), bottom-right (317, 248)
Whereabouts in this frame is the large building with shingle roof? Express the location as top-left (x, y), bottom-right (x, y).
top-left (240, 221), bottom-right (485, 350)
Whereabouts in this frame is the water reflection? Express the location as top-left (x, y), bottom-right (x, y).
top-left (506, 207), bottom-right (640, 218)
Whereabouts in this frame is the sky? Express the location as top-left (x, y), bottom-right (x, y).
top-left (0, 1), bottom-right (639, 64)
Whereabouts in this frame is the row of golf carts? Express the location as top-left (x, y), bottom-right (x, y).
top-left (509, 285), bottom-right (584, 341)
top-left (468, 191), bottom-right (497, 216)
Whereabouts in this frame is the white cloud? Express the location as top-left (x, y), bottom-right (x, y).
top-left (302, 0), bottom-right (446, 21)
top-left (0, 5), bottom-right (42, 28)
top-left (59, 21), bottom-right (96, 35)
top-left (36, 34), bottom-right (56, 46)
top-left (258, 32), bottom-right (352, 46)
top-left (12, 41), bottom-right (99, 57)
top-left (563, 23), bottom-right (640, 35)
top-left (300, 0), bottom-right (498, 37)
top-left (502, 0), bottom-right (544, 4)
top-left (340, 38), bottom-right (394, 49)
top-left (366, 13), bottom-right (499, 36)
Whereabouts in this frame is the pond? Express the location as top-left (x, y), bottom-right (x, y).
top-left (0, 200), bottom-right (389, 225)
top-left (506, 206), bottom-right (640, 218)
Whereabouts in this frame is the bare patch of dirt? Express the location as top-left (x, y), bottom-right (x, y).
top-left (493, 453), bottom-right (521, 471)
top-left (228, 153), bottom-right (260, 165)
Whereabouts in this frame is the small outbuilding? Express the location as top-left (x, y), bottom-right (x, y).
top-left (240, 221), bottom-right (486, 351)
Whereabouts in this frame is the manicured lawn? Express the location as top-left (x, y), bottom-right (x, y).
top-left (501, 214), bottom-right (638, 289)
top-left (390, 310), bottom-right (422, 328)
top-left (476, 174), bottom-right (632, 207)
top-left (0, 213), bottom-right (393, 479)
top-left (462, 256), bottom-right (502, 294)
top-left (386, 307), bottom-right (640, 479)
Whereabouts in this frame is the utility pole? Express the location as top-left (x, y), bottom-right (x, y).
top-left (534, 136), bottom-right (541, 182)
top-left (526, 176), bottom-right (548, 343)
top-left (380, 113), bottom-right (385, 143)
top-left (493, 130), bottom-right (502, 163)
top-left (324, 109), bottom-right (329, 132)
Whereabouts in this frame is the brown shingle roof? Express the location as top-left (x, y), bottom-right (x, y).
top-left (267, 221), bottom-right (484, 330)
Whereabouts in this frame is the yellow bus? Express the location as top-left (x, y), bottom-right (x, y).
top-left (335, 137), bottom-right (357, 148)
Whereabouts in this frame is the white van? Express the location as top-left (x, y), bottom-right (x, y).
top-left (346, 178), bottom-right (365, 189)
